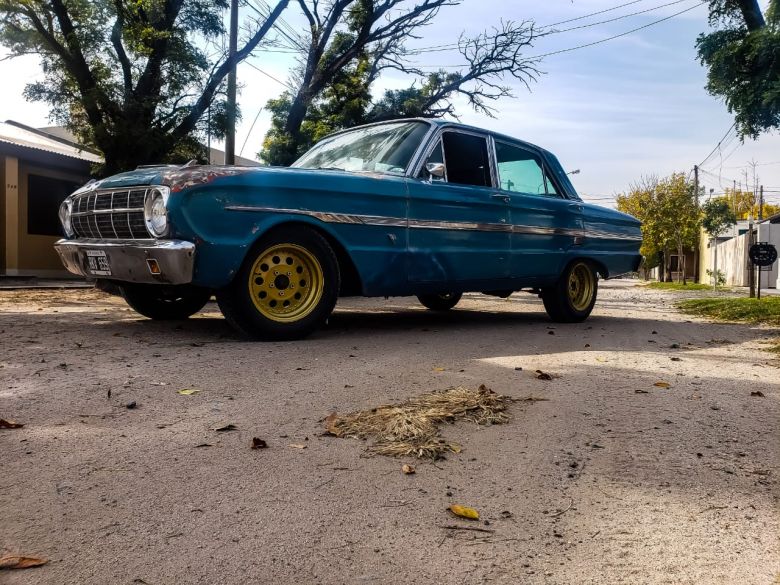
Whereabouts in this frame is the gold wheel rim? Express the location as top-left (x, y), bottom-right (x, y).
top-left (568, 263), bottom-right (595, 311)
top-left (248, 243), bottom-right (324, 323)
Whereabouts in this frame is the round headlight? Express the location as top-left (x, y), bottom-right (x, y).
top-left (59, 199), bottom-right (74, 237)
top-left (144, 188), bottom-right (169, 237)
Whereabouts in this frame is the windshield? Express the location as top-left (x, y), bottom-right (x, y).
top-left (292, 121), bottom-right (430, 174)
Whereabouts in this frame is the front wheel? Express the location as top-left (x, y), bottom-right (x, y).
top-left (417, 292), bottom-right (462, 311)
top-left (542, 261), bottom-right (598, 323)
top-left (120, 284), bottom-right (212, 320)
top-left (216, 226), bottom-right (340, 341)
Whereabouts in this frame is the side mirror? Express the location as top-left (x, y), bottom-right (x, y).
top-left (425, 162), bottom-right (446, 180)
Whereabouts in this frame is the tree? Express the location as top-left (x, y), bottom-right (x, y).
top-left (0, 0), bottom-right (289, 175)
top-left (696, 0), bottom-right (780, 139)
top-left (616, 173), bottom-right (700, 283)
top-left (260, 0), bottom-right (539, 165)
top-left (701, 198), bottom-right (737, 236)
top-left (715, 188), bottom-right (780, 219)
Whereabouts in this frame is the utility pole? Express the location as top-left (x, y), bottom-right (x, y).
top-left (759, 184), bottom-right (764, 221)
top-left (224, 0), bottom-right (239, 166)
top-left (693, 165), bottom-right (700, 283)
top-left (748, 210), bottom-right (755, 298)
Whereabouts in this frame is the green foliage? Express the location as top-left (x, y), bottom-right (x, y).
top-left (705, 268), bottom-right (727, 286)
top-left (678, 296), bottom-right (780, 325)
top-left (0, 0), bottom-right (284, 175)
top-left (696, 0), bottom-right (780, 138)
top-left (701, 197), bottom-right (736, 236)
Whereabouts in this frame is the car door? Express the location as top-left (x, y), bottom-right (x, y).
top-left (493, 140), bottom-right (583, 280)
top-left (406, 130), bottom-right (511, 283)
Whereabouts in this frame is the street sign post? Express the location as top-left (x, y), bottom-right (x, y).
top-left (749, 243), bottom-right (778, 300)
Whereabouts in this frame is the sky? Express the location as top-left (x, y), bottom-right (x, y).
top-left (1, 0), bottom-right (779, 208)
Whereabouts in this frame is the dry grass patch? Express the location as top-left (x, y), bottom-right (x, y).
top-left (325, 385), bottom-right (512, 459)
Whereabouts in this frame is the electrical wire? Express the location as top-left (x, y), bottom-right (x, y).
top-left (698, 122), bottom-right (736, 168)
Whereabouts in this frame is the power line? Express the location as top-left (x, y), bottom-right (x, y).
top-left (698, 122), bottom-right (736, 168)
top-left (244, 60), bottom-right (296, 91)
top-left (408, 2), bottom-right (704, 66)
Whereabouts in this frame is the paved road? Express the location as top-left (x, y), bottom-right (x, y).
top-left (1, 281), bottom-right (778, 584)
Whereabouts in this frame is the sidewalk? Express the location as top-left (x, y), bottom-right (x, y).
top-left (0, 276), bottom-right (93, 290)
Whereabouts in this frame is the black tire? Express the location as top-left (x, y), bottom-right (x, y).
top-left (216, 226), bottom-right (340, 341)
top-left (542, 261), bottom-right (598, 323)
top-left (120, 284), bottom-right (212, 320)
top-left (417, 292), bottom-right (462, 311)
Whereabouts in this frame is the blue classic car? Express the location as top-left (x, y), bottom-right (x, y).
top-left (55, 119), bottom-right (641, 340)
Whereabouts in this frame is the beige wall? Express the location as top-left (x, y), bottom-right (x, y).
top-left (0, 155), bottom-right (6, 272)
top-left (2, 154), bottom-right (88, 276)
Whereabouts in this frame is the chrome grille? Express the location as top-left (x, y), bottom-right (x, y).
top-left (71, 188), bottom-right (150, 239)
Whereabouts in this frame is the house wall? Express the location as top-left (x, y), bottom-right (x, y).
top-left (756, 223), bottom-right (778, 289)
top-left (1, 147), bottom-right (91, 277)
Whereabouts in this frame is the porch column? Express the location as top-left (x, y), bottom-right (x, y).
top-left (4, 155), bottom-right (19, 273)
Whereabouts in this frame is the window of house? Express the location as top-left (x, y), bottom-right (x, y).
top-left (27, 174), bottom-right (80, 237)
top-left (495, 141), bottom-right (558, 197)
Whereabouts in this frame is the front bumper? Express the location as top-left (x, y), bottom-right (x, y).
top-left (54, 239), bottom-right (195, 285)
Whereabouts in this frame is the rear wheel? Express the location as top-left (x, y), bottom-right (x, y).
top-left (417, 292), bottom-right (462, 311)
top-left (120, 284), bottom-right (212, 320)
top-left (542, 261), bottom-right (598, 322)
top-left (217, 226), bottom-right (340, 340)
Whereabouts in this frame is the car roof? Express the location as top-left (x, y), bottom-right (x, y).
top-left (332, 117), bottom-right (553, 158)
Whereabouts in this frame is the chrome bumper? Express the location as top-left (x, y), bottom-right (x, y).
top-left (54, 239), bottom-right (195, 285)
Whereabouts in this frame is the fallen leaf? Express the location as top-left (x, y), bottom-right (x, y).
top-left (0, 419), bottom-right (24, 429)
top-left (194, 443), bottom-right (213, 448)
top-left (289, 443), bottom-right (307, 449)
top-left (449, 444), bottom-right (462, 453)
top-left (324, 412), bottom-right (342, 436)
top-left (401, 464), bottom-right (415, 475)
top-left (750, 391), bottom-right (765, 397)
top-left (0, 555), bottom-right (48, 569)
top-left (535, 370), bottom-right (553, 381)
top-left (595, 357), bottom-right (607, 362)
top-left (213, 424), bottom-right (237, 432)
top-left (449, 504), bottom-right (479, 520)
top-left (251, 437), bottom-right (268, 449)
top-left (670, 357), bottom-right (682, 362)
top-left (177, 388), bottom-right (201, 396)
top-left (653, 382), bottom-right (671, 388)
top-left (433, 367), bottom-right (445, 372)
top-left (521, 396), bottom-right (550, 402)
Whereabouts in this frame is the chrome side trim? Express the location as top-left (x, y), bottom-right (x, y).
top-left (226, 205), bottom-right (639, 240)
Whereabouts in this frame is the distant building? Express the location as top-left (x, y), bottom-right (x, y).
top-left (1, 121), bottom-right (261, 278)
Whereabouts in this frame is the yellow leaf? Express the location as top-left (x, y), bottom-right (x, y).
top-left (289, 443), bottom-right (307, 449)
top-left (653, 382), bottom-right (671, 388)
top-left (449, 444), bottom-right (462, 453)
top-left (177, 388), bottom-right (201, 395)
top-left (0, 555), bottom-right (48, 569)
top-left (449, 504), bottom-right (479, 520)
top-left (402, 464), bottom-right (415, 475)
top-left (433, 367), bottom-right (445, 372)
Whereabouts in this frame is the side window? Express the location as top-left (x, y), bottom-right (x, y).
top-left (496, 141), bottom-right (558, 197)
top-left (442, 132), bottom-right (492, 188)
top-left (418, 140), bottom-right (445, 180)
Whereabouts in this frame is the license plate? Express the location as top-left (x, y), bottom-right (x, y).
top-left (85, 250), bottom-right (111, 276)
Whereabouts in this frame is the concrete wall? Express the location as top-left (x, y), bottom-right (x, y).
top-left (707, 222), bottom-right (780, 288)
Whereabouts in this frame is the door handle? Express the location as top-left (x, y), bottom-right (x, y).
top-left (569, 202), bottom-right (584, 212)
top-left (491, 193), bottom-right (510, 203)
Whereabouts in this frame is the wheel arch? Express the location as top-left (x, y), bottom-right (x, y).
top-left (567, 256), bottom-right (609, 280)
top-left (251, 219), bottom-right (365, 296)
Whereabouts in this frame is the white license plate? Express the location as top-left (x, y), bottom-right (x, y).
top-left (85, 250), bottom-right (111, 276)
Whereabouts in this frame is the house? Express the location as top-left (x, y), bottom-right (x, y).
top-left (1, 121), bottom-right (99, 277)
top-left (1, 121), bottom-right (261, 278)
